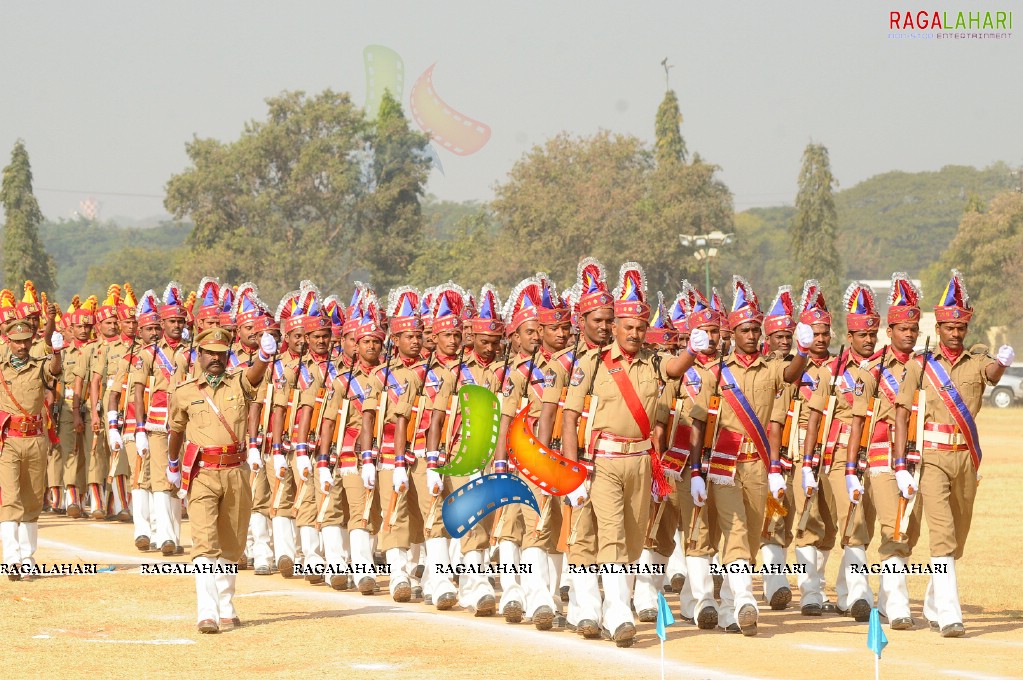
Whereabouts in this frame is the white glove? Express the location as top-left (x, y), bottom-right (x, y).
top-left (768, 472), bottom-right (785, 498)
top-left (295, 454), bottom-right (312, 480)
top-left (846, 474), bottom-right (864, 503)
top-left (795, 322), bottom-right (813, 352)
top-left (50, 332), bottom-right (65, 351)
top-left (107, 428), bottom-right (123, 452)
top-left (318, 466), bottom-right (333, 493)
top-left (361, 461), bottom-right (376, 490)
top-left (690, 475), bottom-right (707, 507)
top-left (801, 467), bottom-right (818, 494)
top-left (259, 332), bottom-right (278, 358)
top-left (895, 469), bottom-right (915, 499)
top-left (568, 481), bottom-right (589, 508)
top-left (393, 467), bottom-right (409, 493)
top-left (166, 466), bottom-right (181, 487)
top-left (181, 328), bottom-right (191, 341)
top-left (134, 430), bottom-right (149, 457)
top-left (273, 454), bottom-right (287, 479)
top-left (996, 344), bottom-right (1015, 367)
top-left (687, 328), bottom-right (710, 354)
top-left (247, 447), bottom-right (261, 470)
top-left (426, 469), bottom-right (443, 497)
top-left (106, 409), bottom-right (120, 429)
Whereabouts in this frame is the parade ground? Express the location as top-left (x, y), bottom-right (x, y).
top-left (5, 407), bottom-right (1021, 680)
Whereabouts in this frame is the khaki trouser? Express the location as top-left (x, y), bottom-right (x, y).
top-left (709, 459), bottom-right (767, 565)
top-left (187, 465), bottom-right (251, 562)
top-left (868, 470), bottom-right (922, 561)
top-left (86, 428), bottom-right (110, 485)
top-left (495, 469), bottom-right (525, 545)
top-left (268, 459), bottom-right (296, 519)
top-left (762, 471), bottom-right (796, 548)
top-left (147, 432), bottom-right (173, 493)
top-left (591, 454), bottom-right (651, 564)
top-left (321, 466), bottom-right (378, 532)
top-left (250, 461), bottom-right (271, 515)
top-left (0, 435), bottom-right (49, 522)
top-left (62, 414), bottom-right (89, 493)
top-left (136, 446), bottom-right (151, 491)
top-left (521, 476), bottom-right (563, 552)
top-left (920, 447), bottom-right (977, 559)
top-left (292, 457), bottom-right (323, 528)
top-left (822, 462), bottom-right (872, 549)
top-left (377, 468), bottom-right (410, 551)
top-left (651, 481), bottom-right (681, 558)
top-left (447, 474), bottom-right (495, 553)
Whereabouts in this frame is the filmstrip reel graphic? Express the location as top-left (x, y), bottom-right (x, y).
top-left (442, 474), bottom-right (539, 539)
top-left (363, 45), bottom-right (404, 120)
top-left (435, 385), bottom-right (500, 476)
top-left (506, 406), bottom-right (587, 495)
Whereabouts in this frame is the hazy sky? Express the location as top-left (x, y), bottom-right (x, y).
top-left (2, 1), bottom-right (1020, 223)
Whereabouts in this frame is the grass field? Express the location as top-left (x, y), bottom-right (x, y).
top-left (5, 409), bottom-right (1022, 679)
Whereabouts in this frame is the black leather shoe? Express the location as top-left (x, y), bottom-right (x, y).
top-left (770, 586), bottom-right (792, 611)
top-left (277, 556), bottom-right (294, 579)
top-left (161, 540), bottom-right (176, 557)
top-left (504, 600), bottom-right (523, 623)
top-left (578, 619), bottom-right (600, 638)
top-left (801, 603), bottom-right (823, 616)
top-left (737, 604), bottom-right (758, 637)
top-left (891, 617), bottom-right (914, 630)
top-left (609, 622), bottom-right (636, 647)
top-left (928, 619), bottom-right (939, 631)
top-left (697, 606), bottom-right (718, 630)
top-left (474, 594), bottom-right (496, 617)
top-left (851, 599), bottom-right (871, 622)
top-left (941, 622), bottom-right (966, 638)
top-left (725, 623), bottom-right (741, 633)
top-left (821, 601), bottom-right (837, 614)
top-left (358, 576), bottom-right (376, 595)
top-left (135, 535), bottom-right (151, 552)
top-left (670, 572), bottom-right (686, 593)
top-left (638, 608), bottom-right (658, 623)
top-left (533, 605), bottom-right (555, 630)
top-left (435, 592), bottom-right (457, 610)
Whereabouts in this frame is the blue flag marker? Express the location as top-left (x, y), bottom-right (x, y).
top-left (867, 607), bottom-right (888, 657)
top-left (656, 590), bottom-right (675, 641)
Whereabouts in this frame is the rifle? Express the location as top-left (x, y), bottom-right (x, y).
top-left (796, 344), bottom-right (845, 539)
top-left (108, 334), bottom-right (139, 483)
top-left (896, 337), bottom-right (930, 541)
top-left (575, 343), bottom-right (604, 461)
top-left (488, 344), bottom-right (515, 547)
top-left (761, 490), bottom-right (788, 540)
top-left (440, 343), bottom-right (467, 452)
top-left (841, 347), bottom-right (887, 547)
top-left (407, 350), bottom-right (434, 449)
top-left (688, 350), bottom-right (725, 552)
top-left (551, 332), bottom-right (582, 449)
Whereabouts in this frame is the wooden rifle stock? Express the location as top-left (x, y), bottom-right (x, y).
top-left (761, 490), bottom-right (787, 540)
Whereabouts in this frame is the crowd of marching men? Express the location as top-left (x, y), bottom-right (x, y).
top-left (0, 260), bottom-right (1012, 643)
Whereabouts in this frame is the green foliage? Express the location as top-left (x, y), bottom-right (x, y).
top-left (38, 218), bottom-right (190, 303)
top-left (407, 209), bottom-right (499, 292)
top-left (1, 140), bottom-right (57, 293)
top-left (654, 89), bottom-right (687, 166)
top-left (791, 143), bottom-right (842, 306)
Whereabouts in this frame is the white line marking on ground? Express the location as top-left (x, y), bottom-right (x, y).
top-left (940, 670), bottom-right (1014, 680)
top-left (793, 644), bottom-right (853, 653)
top-left (80, 639), bottom-right (196, 645)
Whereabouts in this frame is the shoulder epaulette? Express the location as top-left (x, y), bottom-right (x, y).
top-left (178, 376), bottom-right (198, 387)
top-left (969, 343), bottom-right (989, 356)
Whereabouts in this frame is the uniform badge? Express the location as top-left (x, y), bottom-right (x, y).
top-left (502, 378), bottom-right (513, 397)
top-left (544, 370), bottom-right (555, 389)
top-left (570, 365), bottom-right (585, 387)
top-left (854, 380), bottom-right (864, 397)
top-left (134, 357), bottom-right (144, 370)
top-left (274, 375), bottom-right (287, 390)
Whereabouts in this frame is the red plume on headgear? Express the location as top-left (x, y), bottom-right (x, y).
top-left (645, 291), bottom-right (677, 346)
top-left (612, 262), bottom-right (649, 320)
top-left (886, 272), bottom-right (921, 325)
top-left (576, 256), bottom-right (613, 315)
top-left (798, 279), bottom-right (831, 326)
top-left (727, 275), bottom-right (763, 329)
top-left (473, 284), bottom-right (505, 336)
top-left (934, 268), bottom-right (973, 323)
top-left (504, 276), bottom-right (542, 334)
top-left (843, 281), bottom-right (880, 331)
top-left (301, 282), bottom-right (331, 334)
top-left (764, 285), bottom-right (795, 335)
top-left (538, 275), bottom-right (571, 326)
top-left (194, 277), bottom-right (221, 321)
top-left (431, 282), bottom-right (466, 333)
top-left (387, 285), bottom-right (423, 334)
top-left (136, 289), bottom-right (160, 327)
top-left (683, 281), bottom-right (719, 329)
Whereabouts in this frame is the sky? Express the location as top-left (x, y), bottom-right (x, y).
top-left (1, 0), bottom-right (1020, 224)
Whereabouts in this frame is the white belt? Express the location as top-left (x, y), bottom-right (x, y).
top-left (924, 431), bottom-right (967, 446)
top-left (593, 438), bottom-right (653, 456)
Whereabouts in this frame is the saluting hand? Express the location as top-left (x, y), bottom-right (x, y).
top-left (795, 322), bottom-right (814, 354)
top-left (996, 345), bottom-right (1015, 367)
top-left (687, 328), bottom-right (710, 355)
top-left (259, 332), bottom-right (278, 361)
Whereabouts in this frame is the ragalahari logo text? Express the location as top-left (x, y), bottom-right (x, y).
top-left (889, 9), bottom-right (1013, 40)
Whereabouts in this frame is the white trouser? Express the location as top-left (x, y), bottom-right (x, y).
top-left (131, 489), bottom-right (152, 540)
top-left (836, 546), bottom-right (871, 610)
top-left (321, 525), bottom-right (349, 588)
top-left (795, 546), bottom-right (823, 606)
top-left (17, 522), bottom-right (38, 567)
top-left (350, 529), bottom-right (374, 582)
top-left (497, 540), bottom-right (524, 613)
top-left (667, 531), bottom-right (687, 579)
top-left (457, 549), bottom-right (496, 608)
top-left (216, 557), bottom-right (238, 620)
top-left (271, 516), bottom-right (297, 562)
top-left (567, 570), bottom-right (601, 626)
top-left (409, 543), bottom-right (423, 591)
top-left (425, 537), bottom-right (456, 599)
top-left (930, 557), bottom-right (962, 628)
top-left (110, 478), bottom-right (128, 515)
top-left (686, 555), bottom-right (715, 615)
top-left (678, 569), bottom-right (696, 619)
top-left (521, 547), bottom-right (557, 617)
top-left (760, 543), bottom-right (789, 602)
top-left (633, 549), bottom-right (668, 613)
top-left (153, 491), bottom-right (181, 546)
top-left (878, 556), bottom-right (911, 621)
top-left (249, 514), bottom-right (273, 569)
top-left (1, 521), bottom-right (21, 568)
top-left (724, 559), bottom-right (757, 623)
top-left (387, 547), bottom-right (410, 594)
top-left (548, 553), bottom-right (563, 597)
top-left (299, 526), bottom-right (325, 570)
top-left (194, 556), bottom-right (219, 623)
top-left (818, 549), bottom-right (830, 600)
top-left (718, 568), bottom-right (736, 628)
top-left (600, 571), bottom-right (633, 633)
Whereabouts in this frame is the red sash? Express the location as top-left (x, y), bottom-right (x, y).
top-left (601, 351), bottom-right (652, 439)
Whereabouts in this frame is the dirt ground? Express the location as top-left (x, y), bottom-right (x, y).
top-left (5, 409), bottom-right (1022, 680)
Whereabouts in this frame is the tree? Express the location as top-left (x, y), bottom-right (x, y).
top-left (923, 191), bottom-right (1023, 344)
top-left (654, 89), bottom-right (687, 167)
top-left (407, 210), bottom-right (499, 291)
top-left (791, 143), bottom-right (841, 307)
top-left (1, 140), bottom-right (57, 293)
top-left (356, 89), bottom-right (431, 291)
top-left (85, 246), bottom-right (186, 297)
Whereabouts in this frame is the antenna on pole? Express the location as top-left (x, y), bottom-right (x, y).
top-left (660, 57), bottom-right (673, 90)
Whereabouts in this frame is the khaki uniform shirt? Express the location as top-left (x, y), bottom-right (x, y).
top-left (895, 345), bottom-right (996, 425)
top-left (0, 353), bottom-right (58, 417)
top-left (168, 371), bottom-right (257, 445)
top-left (501, 351), bottom-right (554, 420)
top-left (692, 352), bottom-right (785, 436)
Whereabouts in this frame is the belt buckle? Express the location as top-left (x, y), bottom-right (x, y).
top-left (18, 420), bottom-right (31, 434)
